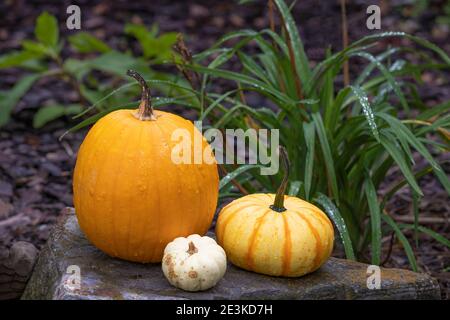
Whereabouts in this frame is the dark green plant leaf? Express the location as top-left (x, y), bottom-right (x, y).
top-left (355, 48), bottom-right (400, 86)
top-left (273, 0), bottom-right (311, 83)
top-left (417, 101), bottom-right (450, 121)
top-left (0, 74), bottom-right (41, 127)
top-left (188, 64), bottom-right (297, 106)
top-left (88, 51), bottom-right (149, 76)
top-left (68, 32), bottom-right (111, 53)
top-left (288, 180), bottom-right (302, 196)
top-left (62, 59), bottom-right (91, 81)
top-left (412, 192), bottom-right (420, 246)
top-left (125, 23), bottom-right (177, 61)
top-left (64, 96), bottom-right (198, 136)
top-left (352, 51), bottom-right (409, 112)
top-left (379, 132), bottom-right (423, 196)
top-left (0, 51), bottom-right (40, 69)
top-left (303, 122), bottom-right (315, 200)
top-left (33, 104), bottom-right (83, 128)
top-left (200, 90), bottom-right (238, 121)
top-left (382, 213), bottom-right (418, 271)
top-left (350, 85), bottom-right (380, 141)
top-left (314, 193), bottom-right (356, 260)
top-left (35, 12), bottom-right (59, 48)
top-left (312, 112), bottom-right (339, 203)
top-left (219, 165), bottom-right (264, 190)
top-left (73, 78), bottom-right (197, 120)
top-left (22, 40), bottom-right (55, 58)
top-left (399, 223), bottom-right (450, 248)
top-left (377, 112), bottom-right (450, 194)
top-left (381, 165), bottom-right (433, 206)
top-left (364, 176), bottom-right (382, 265)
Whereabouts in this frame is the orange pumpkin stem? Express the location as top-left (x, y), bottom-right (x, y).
top-left (270, 146), bottom-right (289, 212)
top-left (126, 69), bottom-right (156, 121)
top-left (187, 241), bottom-right (198, 255)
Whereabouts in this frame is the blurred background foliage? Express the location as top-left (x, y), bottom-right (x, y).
top-left (0, 11), bottom-right (180, 129)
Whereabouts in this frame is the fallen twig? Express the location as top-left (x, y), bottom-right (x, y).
top-left (0, 214), bottom-right (29, 228)
top-left (392, 214), bottom-right (450, 225)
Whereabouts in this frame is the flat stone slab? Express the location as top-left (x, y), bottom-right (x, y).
top-left (22, 208), bottom-right (440, 300)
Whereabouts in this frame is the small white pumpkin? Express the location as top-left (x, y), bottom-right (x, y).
top-left (162, 234), bottom-right (227, 291)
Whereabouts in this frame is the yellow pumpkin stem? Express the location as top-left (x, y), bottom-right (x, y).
top-left (126, 69), bottom-right (156, 121)
top-left (270, 146), bottom-right (289, 212)
top-left (187, 241), bottom-right (198, 255)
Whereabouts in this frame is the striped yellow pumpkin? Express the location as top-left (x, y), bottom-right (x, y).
top-left (215, 147), bottom-right (334, 277)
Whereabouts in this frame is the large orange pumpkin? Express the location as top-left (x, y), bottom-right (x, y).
top-left (215, 147), bottom-right (334, 277)
top-left (73, 70), bottom-right (219, 263)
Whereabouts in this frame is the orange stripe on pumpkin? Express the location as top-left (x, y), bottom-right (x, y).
top-left (296, 211), bottom-right (323, 271)
top-left (312, 207), bottom-right (334, 231)
top-left (308, 209), bottom-right (332, 267)
top-left (216, 211), bottom-right (238, 245)
top-left (282, 213), bottom-right (292, 276)
top-left (246, 210), bottom-right (270, 270)
top-left (216, 202), bottom-right (258, 244)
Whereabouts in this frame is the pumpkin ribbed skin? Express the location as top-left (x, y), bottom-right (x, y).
top-left (215, 193), bottom-right (334, 277)
top-left (73, 109), bottom-right (218, 263)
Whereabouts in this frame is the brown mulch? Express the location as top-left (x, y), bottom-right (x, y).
top-left (0, 0), bottom-right (449, 299)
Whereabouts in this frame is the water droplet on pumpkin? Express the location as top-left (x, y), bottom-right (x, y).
top-left (137, 183), bottom-right (147, 193)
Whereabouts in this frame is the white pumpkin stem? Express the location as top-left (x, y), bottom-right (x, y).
top-left (271, 146), bottom-right (289, 212)
top-left (187, 241), bottom-right (198, 255)
top-left (127, 69), bottom-right (156, 121)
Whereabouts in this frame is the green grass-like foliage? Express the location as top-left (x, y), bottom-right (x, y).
top-left (57, 1), bottom-right (449, 269)
top-left (179, 0), bottom-right (450, 268)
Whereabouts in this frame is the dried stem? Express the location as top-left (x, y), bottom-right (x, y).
top-left (187, 241), bottom-right (198, 255)
top-left (268, 0), bottom-right (275, 32)
top-left (282, 23), bottom-right (304, 101)
top-left (173, 34), bottom-right (200, 91)
top-left (340, 0), bottom-right (350, 87)
top-left (270, 146), bottom-right (290, 212)
top-left (126, 69), bottom-right (156, 121)
top-left (381, 232), bottom-right (395, 266)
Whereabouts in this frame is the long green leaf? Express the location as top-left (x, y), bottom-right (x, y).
top-left (314, 193), bottom-right (356, 260)
top-left (64, 96), bottom-right (197, 136)
top-left (288, 180), bottom-right (302, 196)
top-left (33, 104), bottom-right (83, 128)
top-left (188, 64), bottom-right (296, 106)
top-left (350, 85), bottom-right (380, 141)
top-left (399, 224), bottom-right (450, 248)
top-left (382, 214), bottom-right (418, 271)
top-left (412, 192), bottom-right (420, 247)
top-left (379, 132), bottom-right (423, 196)
top-left (303, 122), bottom-right (315, 200)
top-left (219, 165), bottom-right (264, 190)
top-left (0, 74), bottom-right (41, 127)
top-left (364, 176), bottom-right (382, 265)
top-left (312, 113), bottom-right (339, 203)
top-left (352, 52), bottom-right (409, 112)
top-left (377, 112), bottom-right (450, 194)
top-left (273, 0), bottom-right (311, 83)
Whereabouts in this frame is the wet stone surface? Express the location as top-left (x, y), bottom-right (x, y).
top-left (22, 208), bottom-right (441, 300)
